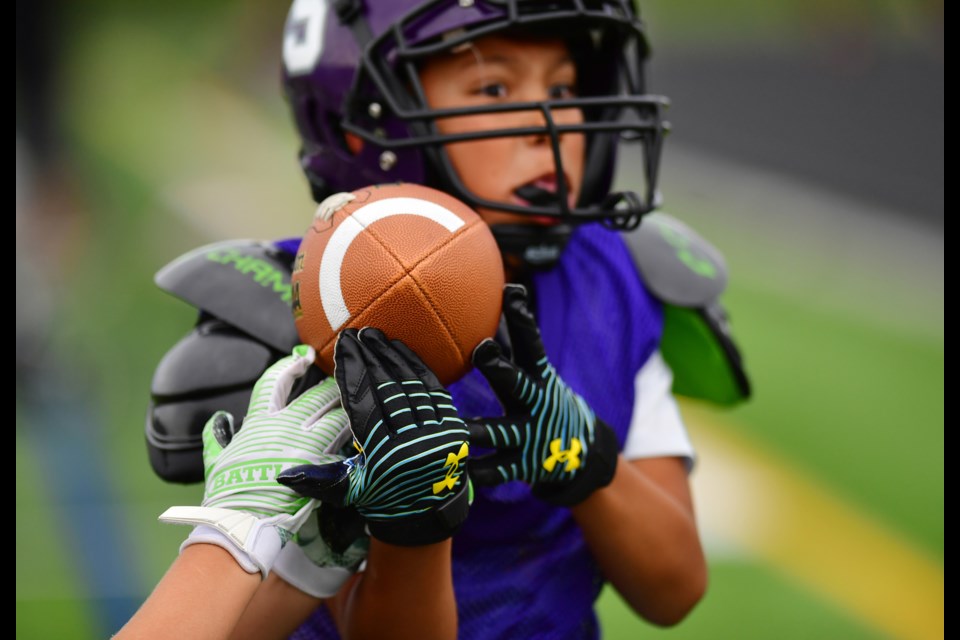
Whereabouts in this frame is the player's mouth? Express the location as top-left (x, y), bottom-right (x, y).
top-left (511, 174), bottom-right (576, 224)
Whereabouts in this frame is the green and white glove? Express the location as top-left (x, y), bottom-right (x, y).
top-left (467, 284), bottom-right (619, 506)
top-left (279, 328), bottom-right (471, 547)
top-left (183, 407), bottom-right (369, 597)
top-left (159, 345), bottom-right (351, 577)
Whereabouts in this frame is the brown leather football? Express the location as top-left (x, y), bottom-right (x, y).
top-left (292, 182), bottom-right (504, 385)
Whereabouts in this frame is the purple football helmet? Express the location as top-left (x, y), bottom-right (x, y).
top-left (281, 0), bottom-right (669, 265)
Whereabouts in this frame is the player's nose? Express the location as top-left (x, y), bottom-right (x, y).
top-left (516, 104), bottom-right (550, 146)
top-left (516, 90), bottom-right (581, 147)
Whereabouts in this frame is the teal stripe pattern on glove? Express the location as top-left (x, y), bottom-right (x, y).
top-left (279, 328), bottom-right (471, 547)
top-left (466, 284), bottom-right (619, 507)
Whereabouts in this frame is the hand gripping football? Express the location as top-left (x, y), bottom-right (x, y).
top-left (291, 182), bottom-right (505, 385)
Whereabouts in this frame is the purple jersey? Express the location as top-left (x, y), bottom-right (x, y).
top-left (291, 223), bottom-right (663, 639)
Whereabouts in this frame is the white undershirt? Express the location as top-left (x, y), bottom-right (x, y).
top-left (622, 350), bottom-right (696, 471)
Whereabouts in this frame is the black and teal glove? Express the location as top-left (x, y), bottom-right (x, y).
top-left (279, 328), bottom-right (471, 547)
top-left (467, 284), bottom-right (619, 507)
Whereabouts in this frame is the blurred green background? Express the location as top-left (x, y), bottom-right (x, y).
top-left (16, 1), bottom-right (942, 638)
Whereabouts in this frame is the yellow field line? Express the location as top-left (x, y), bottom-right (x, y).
top-left (683, 403), bottom-right (944, 640)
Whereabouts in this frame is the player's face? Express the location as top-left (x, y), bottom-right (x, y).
top-left (419, 35), bottom-right (585, 228)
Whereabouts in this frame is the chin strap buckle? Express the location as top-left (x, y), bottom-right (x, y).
top-left (600, 190), bottom-right (650, 231)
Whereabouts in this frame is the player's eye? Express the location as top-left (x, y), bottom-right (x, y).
top-left (475, 82), bottom-right (507, 98)
top-left (549, 84), bottom-right (577, 100)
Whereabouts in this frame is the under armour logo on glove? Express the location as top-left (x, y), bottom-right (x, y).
top-left (434, 442), bottom-right (469, 494)
top-left (543, 438), bottom-right (583, 473)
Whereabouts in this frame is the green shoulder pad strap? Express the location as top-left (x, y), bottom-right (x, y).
top-left (624, 213), bottom-right (751, 405)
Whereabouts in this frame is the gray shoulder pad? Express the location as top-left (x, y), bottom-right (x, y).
top-left (155, 240), bottom-right (298, 351)
top-left (623, 212), bottom-right (728, 307)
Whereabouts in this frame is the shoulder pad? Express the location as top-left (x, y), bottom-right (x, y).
top-left (155, 240), bottom-right (298, 352)
top-left (623, 212), bottom-right (728, 307)
top-left (623, 214), bottom-right (750, 406)
top-left (146, 318), bottom-right (325, 483)
top-left (146, 319), bottom-right (277, 483)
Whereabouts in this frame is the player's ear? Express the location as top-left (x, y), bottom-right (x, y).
top-left (344, 132), bottom-right (363, 155)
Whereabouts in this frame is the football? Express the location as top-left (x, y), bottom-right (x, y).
top-left (291, 182), bottom-right (505, 385)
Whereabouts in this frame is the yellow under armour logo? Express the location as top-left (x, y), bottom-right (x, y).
top-left (543, 438), bottom-right (582, 473)
top-left (433, 442), bottom-right (469, 494)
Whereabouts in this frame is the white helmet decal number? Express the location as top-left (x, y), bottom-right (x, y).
top-left (283, 0), bottom-right (329, 76)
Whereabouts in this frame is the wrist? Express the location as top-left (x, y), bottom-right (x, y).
top-left (162, 506), bottom-right (287, 577)
top-left (272, 542), bottom-right (358, 598)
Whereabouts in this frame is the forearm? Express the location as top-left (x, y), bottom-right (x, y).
top-left (571, 456), bottom-right (707, 626)
top-left (337, 538), bottom-right (457, 640)
top-left (116, 544), bottom-right (260, 640)
top-left (230, 573), bottom-right (325, 640)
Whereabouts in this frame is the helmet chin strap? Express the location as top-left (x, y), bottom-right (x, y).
top-left (489, 189), bottom-right (653, 273)
top-left (490, 223), bottom-right (575, 273)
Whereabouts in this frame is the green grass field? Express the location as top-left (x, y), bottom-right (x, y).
top-left (16, 3), bottom-right (942, 639)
